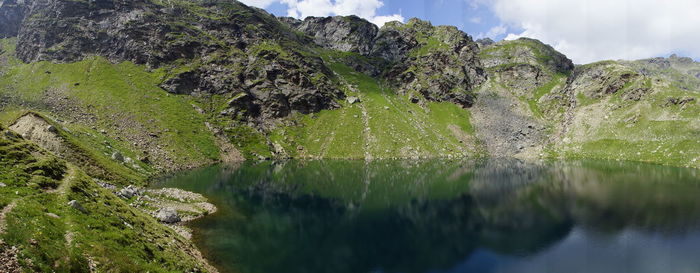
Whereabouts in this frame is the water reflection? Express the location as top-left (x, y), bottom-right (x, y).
top-left (156, 159), bottom-right (700, 273)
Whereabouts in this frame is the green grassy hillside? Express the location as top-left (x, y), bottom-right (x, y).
top-left (0, 124), bottom-right (214, 272)
top-left (268, 54), bottom-right (483, 159)
top-left (0, 38), bottom-right (221, 174)
top-left (478, 39), bottom-right (700, 168)
top-left (550, 61), bottom-right (700, 168)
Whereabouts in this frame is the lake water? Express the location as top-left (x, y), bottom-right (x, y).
top-left (155, 159), bottom-right (700, 273)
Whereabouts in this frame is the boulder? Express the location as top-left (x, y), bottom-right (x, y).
top-left (155, 208), bottom-right (181, 224)
top-left (68, 200), bottom-right (87, 213)
top-left (347, 96), bottom-right (361, 104)
top-left (117, 185), bottom-right (139, 199)
top-left (111, 152), bottom-right (124, 162)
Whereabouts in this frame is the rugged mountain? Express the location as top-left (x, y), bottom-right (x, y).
top-left (0, 0), bottom-right (24, 38)
top-left (471, 38), bottom-right (573, 157)
top-left (472, 37), bottom-right (699, 168)
top-left (9, 0), bottom-right (342, 121)
top-left (0, 0), bottom-right (698, 168)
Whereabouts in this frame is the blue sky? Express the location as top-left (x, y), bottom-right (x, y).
top-left (242, 0), bottom-right (700, 64)
top-left (260, 0), bottom-right (511, 40)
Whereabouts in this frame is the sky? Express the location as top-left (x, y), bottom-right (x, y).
top-left (239, 0), bottom-right (700, 64)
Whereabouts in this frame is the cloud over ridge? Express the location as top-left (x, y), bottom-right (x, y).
top-left (240, 0), bottom-right (404, 26)
top-left (482, 0), bottom-right (700, 63)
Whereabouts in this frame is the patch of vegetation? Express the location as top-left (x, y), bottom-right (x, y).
top-left (528, 73), bottom-right (567, 118)
top-left (225, 125), bottom-right (272, 159)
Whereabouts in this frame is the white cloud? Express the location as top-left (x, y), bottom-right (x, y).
top-left (477, 25), bottom-right (506, 39)
top-left (483, 0), bottom-right (700, 63)
top-left (371, 14), bottom-right (405, 27)
top-left (238, 0), bottom-right (278, 8)
top-left (469, 16), bottom-right (482, 24)
top-left (244, 0), bottom-right (403, 27)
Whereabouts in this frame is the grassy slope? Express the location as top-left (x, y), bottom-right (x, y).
top-left (2, 32), bottom-right (698, 168)
top-left (267, 52), bottom-right (483, 159)
top-left (547, 62), bottom-right (700, 168)
top-left (553, 81), bottom-right (700, 168)
top-left (479, 39), bottom-right (700, 168)
top-left (0, 38), bottom-right (220, 174)
top-left (0, 125), bottom-right (212, 272)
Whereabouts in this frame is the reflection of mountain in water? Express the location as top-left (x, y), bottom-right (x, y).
top-left (158, 159), bottom-right (700, 273)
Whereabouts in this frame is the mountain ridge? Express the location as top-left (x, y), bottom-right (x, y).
top-left (0, 0), bottom-right (697, 169)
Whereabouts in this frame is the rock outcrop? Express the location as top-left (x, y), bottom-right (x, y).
top-left (373, 19), bottom-right (487, 108)
top-left (564, 61), bottom-right (648, 102)
top-left (480, 38), bottom-right (574, 95)
top-left (0, 0), bottom-right (24, 38)
top-left (285, 15), bottom-right (378, 55)
top-left (480, 38), bottom-right (573, 74)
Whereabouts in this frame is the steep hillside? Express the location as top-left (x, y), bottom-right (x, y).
top-left (477, 39), bottom-right (700, 168)
top-left (551, 60), bottom-right (700, 167)
top-left (0, 38), bottom-right (223, 173)
top-left (0, 123), bottom-right (216, 272)
top-left (0, 0), bottom-right (698, 270)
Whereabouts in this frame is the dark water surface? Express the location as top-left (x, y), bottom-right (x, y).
top-left (154, 159), bottom-right (700, 273)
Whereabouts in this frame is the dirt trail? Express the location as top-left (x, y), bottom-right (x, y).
top-left (0, 201), bottom-right (17, 235)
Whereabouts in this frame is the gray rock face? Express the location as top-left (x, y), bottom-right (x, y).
top-left (475, 38), bottom-right (494, 48)
top-left (644, 57), bottom-right (671, 69)
top-left (0, 0), bottom-right (25, 38)
top-left (495, 64), bottom-right (550, 96)
top-left (155, 208), bottom-right (180, 224)
top-left (373, 19), bottom-right (487, 108)
top-left (566, 63), bottom-right (645, 100)
top-left (664, 97), bottom-right (696, 107)
top-left (480, 38), bottom-right (574, 74)
top-left (291, 16), bottom-right (378, 55)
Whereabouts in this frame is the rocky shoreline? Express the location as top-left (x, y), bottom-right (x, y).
top-left (99, 181), bottom-right (218, 240)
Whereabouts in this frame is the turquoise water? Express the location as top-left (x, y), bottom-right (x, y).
top-left (155, 159), bottom-right (700, 273)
